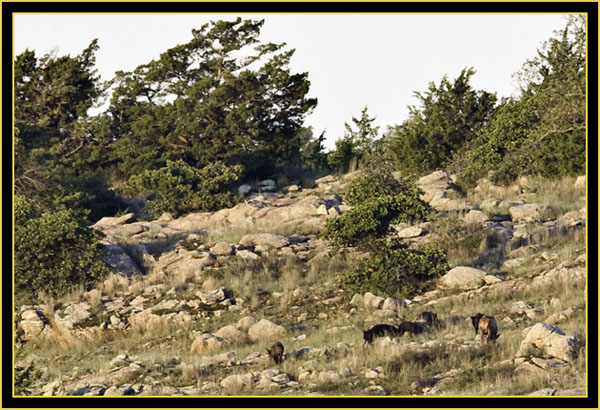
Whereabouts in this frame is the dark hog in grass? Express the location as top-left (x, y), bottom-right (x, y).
top-left (267, 342), bottom-right (285, 364)
top-left (363, 324), bottom-right (401, 345)
top-left (397, 321), bottom-right (427, 337)
top-left (478, 315), bottom-right (500, 343)
top-left (470, 313), bottom-right (484, 336)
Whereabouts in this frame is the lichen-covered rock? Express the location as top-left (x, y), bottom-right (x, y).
top-left (236, 316), bottom-right (258, 331)
top-left (363, 292), bottom-right (385, 309)
top-left (190, 334), bottom-right (229, 354)
top-left (464, 210), bottom-right (488, 225)
top-left (220, 373), bottom-right (255, 392)
top-left (94, 212), bottom-right (136, 226)
top-left (509, 203), bottom-right (552, 222)
top-left (516, 323), bottom-right (579, 362)
top-left (20, 310), bottom-right (47, 340)
top-left (102, 244), bottom-right (143, 277)
top-left (397, 226), bottom-right (424, 239)
top-left (239, 233), bottom-right (290, 249)
top-left (438, 266), bottom-right (486, 290)
top-left (574, 175), bottom-right (585, 189)
top-left (248, 319), bottom-right (286, 342)
top-left (210, 241), bottom-right (235, 256)
top-left (236, 250), bottom-right (260, 260)
top-left (214, 325), bottom-right (249, 344)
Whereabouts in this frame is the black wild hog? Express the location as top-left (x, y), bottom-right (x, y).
top-left (397, 321), bottom-right (426, 337)
top-left (470, 313), bottom-right (484, 336)
top-left (478, 315), bottom-right (500, 343)
top-left (363, 324), bottom-right (401, 345)
top-left (267, 341), bottom-right (285, 364)
top-left (418, 311), bottom-right (439, 327)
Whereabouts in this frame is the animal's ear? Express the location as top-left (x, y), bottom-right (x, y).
top-left (266, 349), bottom-right (270, 354)
top-left (496, 334), bottom-right (501, 339)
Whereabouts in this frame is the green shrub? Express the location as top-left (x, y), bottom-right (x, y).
top-left (14, 195), bottom-right (110, 305)
top-left (337, 240), bottom-right (448, 299)
top-left (124, 160), bottom-right (243, 218)
top-left (52, 174), bottom-right (122, 223)
top-left (323, 169), bottom-right (430, 248)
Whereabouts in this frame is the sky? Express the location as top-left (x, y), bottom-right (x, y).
top-left (14, 13), bottom-right (571, 150)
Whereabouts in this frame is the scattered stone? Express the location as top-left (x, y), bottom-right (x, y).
top-left (574, 176), bottom-right (585, 189)
top-left (382, 297), bottom-right (406, 311)
top-left (190, 334), bottom-right (229, 354)
top-left (210, 242), bottom-right (235, 256)
top-left (236, 250), bottom-right (260, 260)
top-left (220, 373), bottom-right (255, 392)
top-left (239, 233), bottom-right (290, 249)
top-left (464, 210), bottom-right (488, 225)
top-left (95, 213), bottom-right (135, 226)
top-left (509, 203), bottom-right (553, 222)
top-left (238, 184), bottom-right (252, 195)
top-left (101, 244), bottom-right (143, 277)
top-left (199, 287), bottom-right (230, 305)
top-left (214, 325), bottom-right (249, 344)
top-left (248, 319), bottom-right (286, 342)
top-left (259, 179), bottom-right (277, 192)
top-left (363, 385), bottom-right (389, 395)
top-left (438, 266), bottom-right (486, 290)
top-left (350, 294), bottom-right (364, 307)
top-left (516, 323), bottom-right (579, 362)
top-left (317, 370), bottom-right (340, 383)
top-left (363, 292), bottom-right (385, 309)
top-left (397, 226), bottom-right (424, 239)
top-left (236, 316), bottom-right (257, 331)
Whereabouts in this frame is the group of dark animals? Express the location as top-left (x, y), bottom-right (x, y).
top-left (363, 311), bottom-right (500, 346)
top-left (266, 312), bottom-right (499, 365)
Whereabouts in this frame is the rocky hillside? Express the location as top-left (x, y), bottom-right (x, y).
top-left (14, 171), bottom-right (587, 397)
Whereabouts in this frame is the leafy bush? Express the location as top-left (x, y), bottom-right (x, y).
top-left (324, 169), bottom-right (430, 248)
top-left (14, 195), bottom-right (110, 305)
top-left (337, 240), bottom-right (448, 299)
top-left (124, 160), bottom-right (243, 218)
top-left (52, 174), bottom-right (122, 223)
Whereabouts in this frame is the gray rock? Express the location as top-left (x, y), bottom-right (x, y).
top-left (363, 292), bottom-right (384, 309)
top-left (236, 250), bottom-right (260, 260)
top-left (258, 179), bottom-right (278, 192)
top-left (239, 233), bottom-right (290, 249)
top-left (199, 287), bottom-right (230, 304)
top-left (397, 226), bottom-right (424, 239)
top-left (438, 266), bottom-right (486, 290)
top-left (248, 319), bottom-right (286, 341)
top-left (94, 213), bottom-right (135, 226)
top-left (210, 241), bottom-right (235, 256)
top-left (102, 244), bottom-right (143, 277)
top-left (238, 184), bottom-right (252, 195)
top-left (509, 203), bottom-right (552, 222)
top-left (516, 323), bottom-right (579, 362)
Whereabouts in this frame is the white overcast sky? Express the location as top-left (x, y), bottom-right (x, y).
top-left (14, 13), bottom-right (571, 150)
